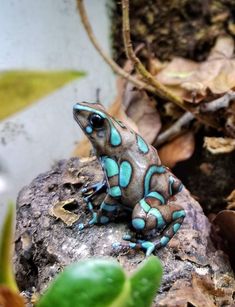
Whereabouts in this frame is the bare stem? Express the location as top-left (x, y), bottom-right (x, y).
top-left (76, 0), bottom-right (155, 93)
top-left (154, 112), bottom-right (194, 147)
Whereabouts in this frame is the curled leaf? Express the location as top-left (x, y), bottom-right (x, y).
top-left (159, 132), bottom-right (195, 168)
top-left (50, 199), bottom-right (79, 226)
top-left (204, 137), bottom-right (235, 154)
top-left (213, 210), bottom-right (235, 246)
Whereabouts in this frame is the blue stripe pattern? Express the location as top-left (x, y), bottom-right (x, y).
top-left (144, 165), bottom-right (166, 195)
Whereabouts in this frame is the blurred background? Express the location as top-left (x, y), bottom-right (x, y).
top-left (0, 0), bottom-right (116, 219)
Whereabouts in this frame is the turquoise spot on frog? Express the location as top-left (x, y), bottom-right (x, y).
top-left (173, 223), bottom-right (181, 233)
top-left (132, 218), bottom-right (145, 230)
top-left (141, 241), bottom-right (155, 256)
top-left (102, 157), bottom-right (119, 178)
top-left (85, 126), bottom-right (93, 134)
top-left (137, 135), bottom-right (149, 154)
top-left (119, 160), bottom-right (132, 188)
top-left (160, 236), bottom-right (169, 246)
top-left (172, 210), bottom-right (185, 220)
top-left (140, 199), bottom-right (150, 213)
top-left (149, 208), bottom-right (165, 229)
top-left (148, 191), bottom-right (165, 205)
top-left (101, 203), bottom-right (118, 212)
top-left (144, 165), bottom-right (166, 195)
top-left (100, 216), bottom-right (110, 224)
top-left (109, 186), bottom-right (122, 198)
top-left (110, 125), bottom-right (121, 146)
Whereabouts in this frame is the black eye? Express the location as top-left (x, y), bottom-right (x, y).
top-left (89, 113), bottom-right (105, 129)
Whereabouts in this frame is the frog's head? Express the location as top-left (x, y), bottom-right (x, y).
top-left (73, 102), bottom-right (123, 155)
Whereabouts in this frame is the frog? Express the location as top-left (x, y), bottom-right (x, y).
top-left (73, 101), bottom-right (186, 255)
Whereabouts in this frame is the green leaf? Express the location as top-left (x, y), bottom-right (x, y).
top-left (37, 256), bottom-right (162, 307)
top-left (127, 256), bottom-right (163, 307)
top-left (37, 259), bottom-right (128, 307)
top-left (0, 70), bottom-right (85, 120)
top-left (0, 202), bottom-right (19, 292)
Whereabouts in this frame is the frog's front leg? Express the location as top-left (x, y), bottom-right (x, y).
top-left (78, 194), bottom-right (121, 230)
top-left (114, 192), bottom-right (185, 256)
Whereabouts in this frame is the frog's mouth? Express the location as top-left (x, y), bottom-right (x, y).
top-left (73, 111), bottom-right (83, 129)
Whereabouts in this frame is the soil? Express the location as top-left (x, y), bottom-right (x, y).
top-left (110, 0), bottom-right (235, 65)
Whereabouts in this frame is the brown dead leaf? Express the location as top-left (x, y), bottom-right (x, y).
top-left (156, 36), bottom-right (235, 102)
top-left (158, 272), bottom-right (235, 307)
top-left (226, 189), bottom-right (235, 210)
top-left (50, 198), bottom-right (79, 226)
top-left (214, 210), bottom-right (235, 245)
top-left (158, 132), bottom-right (195, 168)
top-left (204, 137), bottom-right (235, 154)
top-left (123, 82), bottom-right (161, 143)
top-left (0, 287), bottom-right (25, 307)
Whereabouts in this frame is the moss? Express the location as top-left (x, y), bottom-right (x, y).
top-left (0, 70), bottom-right (85, 120)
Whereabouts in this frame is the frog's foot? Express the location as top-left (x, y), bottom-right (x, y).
top-left (82, 180), bottom-right (107, 201)
top-left (112, 239), bottom-right (161, 256)
top-left (77, 211), bottom-right (98, 231)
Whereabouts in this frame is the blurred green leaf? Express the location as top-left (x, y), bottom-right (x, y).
top-left (37, 259), bottom-right (127, 307)
top-left (0, 70), bottom-right (85, 120)
top-left (127, 256), bottom-right (162, 307)
top-left (0, 202), bottom-right (19, 292)
top-left (37, 256), bottom-right (162, 307)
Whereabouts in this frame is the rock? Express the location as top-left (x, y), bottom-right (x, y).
top-left (14, 157), bottom-right (235, 306)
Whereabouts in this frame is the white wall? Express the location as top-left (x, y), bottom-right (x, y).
top-left (0, 0), bottom-right (116, 220)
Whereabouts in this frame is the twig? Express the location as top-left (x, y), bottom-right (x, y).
top-left (154, 112), bottom-right (194, 147)
top-left (121, 0), bottom-right (186, 107)
top-left (200, 91), bottom-right (235, 112)
top-left (76, 0), bottom-right (155, 93)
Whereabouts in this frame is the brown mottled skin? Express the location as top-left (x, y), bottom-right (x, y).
top-left (73, 101), bottom-right (185, 255)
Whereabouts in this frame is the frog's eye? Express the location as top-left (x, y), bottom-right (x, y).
top-left (89, 113), bottom-right (105, 129)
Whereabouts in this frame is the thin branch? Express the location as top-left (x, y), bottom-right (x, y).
top-left (76, 0), bottom-right (155, 93)
top-left (121, 0), bottom-right (185, 107)
top-left (154, 112), bottom-right (194, 147)
top-left (200, 91), bottom-right (235, 112)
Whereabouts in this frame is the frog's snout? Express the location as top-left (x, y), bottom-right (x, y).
top-left (73, 103), bottom-right (80, 113)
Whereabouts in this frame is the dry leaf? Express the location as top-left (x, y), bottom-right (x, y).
top-left (226, 189), bottom-right (235, 210)
top-left (214, 210), bottom-right (235, 245)
top-left (50, 198), bottom-right (79, 226)
top-left (156, 36), bottom-right (235, 102)
top-left (123, 82), bottom-right (161, 143)
top-left (158, 273), bottom-right (235, 307)
top-left (204, 137), bottom-right (235, 154)
top-left (159, 132), bottom-right (195, 168)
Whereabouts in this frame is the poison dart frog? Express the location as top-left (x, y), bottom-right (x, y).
top-left (73, 101), bottom-right (185, 255)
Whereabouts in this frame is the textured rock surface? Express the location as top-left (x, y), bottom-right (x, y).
top-left (15, 157), bottom-right (235, 306)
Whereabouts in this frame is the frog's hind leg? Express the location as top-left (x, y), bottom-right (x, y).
top-left (113, 193), bottom-right (185, 256)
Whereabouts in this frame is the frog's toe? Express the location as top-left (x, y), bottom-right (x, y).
top-left (122, 233), bottom-right (133, 241)
top-left (140, 241), bottom-right (155, 256)
top-left (77, 223), bottom-right (85, 231)
top-left (112, 242), bottom-right (122, 249)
